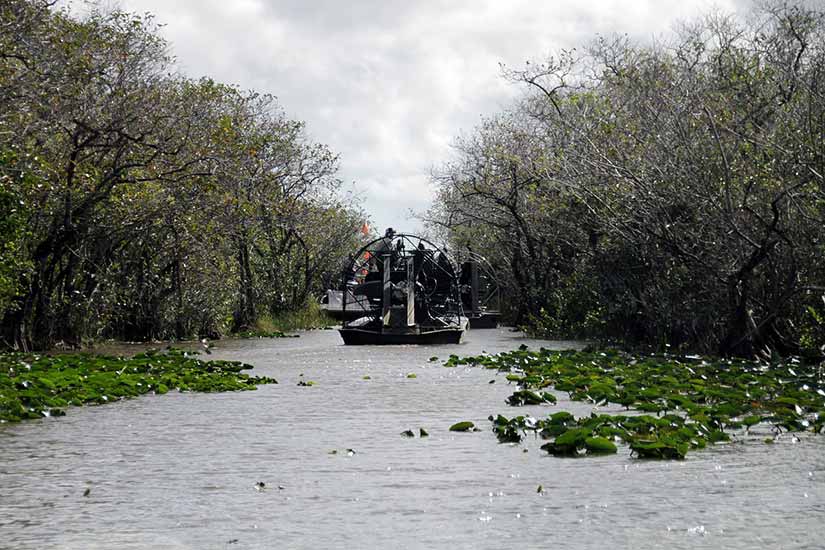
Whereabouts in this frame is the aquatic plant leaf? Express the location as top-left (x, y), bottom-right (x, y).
top-left (449, 421), bottom-right (475, 432)
top-left (630, 439), bottom-right (688, 459)
top-left (585, 437), bottom-right (617, 454)
top-left (506, 390), bottom-right (551, 406)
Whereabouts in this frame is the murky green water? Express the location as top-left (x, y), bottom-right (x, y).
top-left (1, 329), bottom-right (823, 549)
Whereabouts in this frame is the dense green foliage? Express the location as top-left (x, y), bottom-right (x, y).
top-left (447, 346), bottom-right (825, 459)
top-left (254, 300), bottom-right (337, 333)
top-left (428, 2), bottom-right (825, 356)
top-left (0, 1), bottom-right (366, 350)
top-left (0, 348), bottom-right (277, 422)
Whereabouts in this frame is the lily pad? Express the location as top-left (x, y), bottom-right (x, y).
top-left (449, 421), bottom-right (475, 432)
top-left (584, 436), bottom-right (617, 454)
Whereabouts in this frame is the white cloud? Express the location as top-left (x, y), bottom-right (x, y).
top-left (69, 0), bottom-right (740, 232)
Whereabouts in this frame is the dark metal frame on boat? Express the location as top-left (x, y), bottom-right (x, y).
top-left (457, 251), bottom-right (500, 329)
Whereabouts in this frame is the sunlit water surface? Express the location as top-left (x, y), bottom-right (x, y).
top-left (1, 329), bottom-right (824, 549)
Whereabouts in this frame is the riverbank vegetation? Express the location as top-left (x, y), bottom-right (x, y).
top-left (255, 300), bottom-right (337, 333)
top-left (446, 346), bottom-right (825, 459)
top-left (234, 302), bottom-right (336, 338)
top-left (426, 1), bottom-right (825, 357)
top-left (0, 348), bottom-right (277, 422)
top-left (0, 1), bottom-right (366, 351)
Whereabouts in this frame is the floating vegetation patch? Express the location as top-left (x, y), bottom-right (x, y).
top-left (449, 421), bottom-right (476, 432)
top-left (446, 347), bottom-right (825, 459)
top-left (506, 389), bottom-right (556, 406)
top-left (401, 427), bottom-right (430, 438)
top-left (0, 348), bottom-right (277, 423)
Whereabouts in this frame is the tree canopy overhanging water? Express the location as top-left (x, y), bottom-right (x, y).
top-left (424, 1), bottom-right (825, 357)
top-left (2, 0), bottom-right (824, 356)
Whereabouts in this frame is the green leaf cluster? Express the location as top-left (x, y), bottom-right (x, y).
top-left (0, 348), bottom-right (277, 422)
top-left (450, 347), bottom-right (825, 459)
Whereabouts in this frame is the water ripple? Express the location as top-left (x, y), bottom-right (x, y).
top-left (1, 330), bottom-right (824, 549)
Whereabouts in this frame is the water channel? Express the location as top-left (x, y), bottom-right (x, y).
top-left (1, 328), bottom-right (824, 549)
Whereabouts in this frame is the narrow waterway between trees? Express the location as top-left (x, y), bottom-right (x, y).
top-left (1, 329), bottom-right (823, 549)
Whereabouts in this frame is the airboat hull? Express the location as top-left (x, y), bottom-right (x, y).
top-left (339, 327), bottom-right (464, 345)
top-left (468, 312), bottom-right (499, 329)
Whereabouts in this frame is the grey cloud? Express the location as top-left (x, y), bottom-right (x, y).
top-left (90, 0), bottom-right (741, 232)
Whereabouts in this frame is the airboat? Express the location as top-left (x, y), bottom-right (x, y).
top-left (338, 229), bottom-right (465, 345)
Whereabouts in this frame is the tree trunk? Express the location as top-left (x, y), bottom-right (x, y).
top-left (232, 234), bottom-right (256, 331)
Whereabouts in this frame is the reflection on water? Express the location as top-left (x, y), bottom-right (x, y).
top-left (1, 329), bottom-right (823, 549)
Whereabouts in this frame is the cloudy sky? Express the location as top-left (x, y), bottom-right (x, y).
top-left (77, 0), bottom-right (745, 232)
